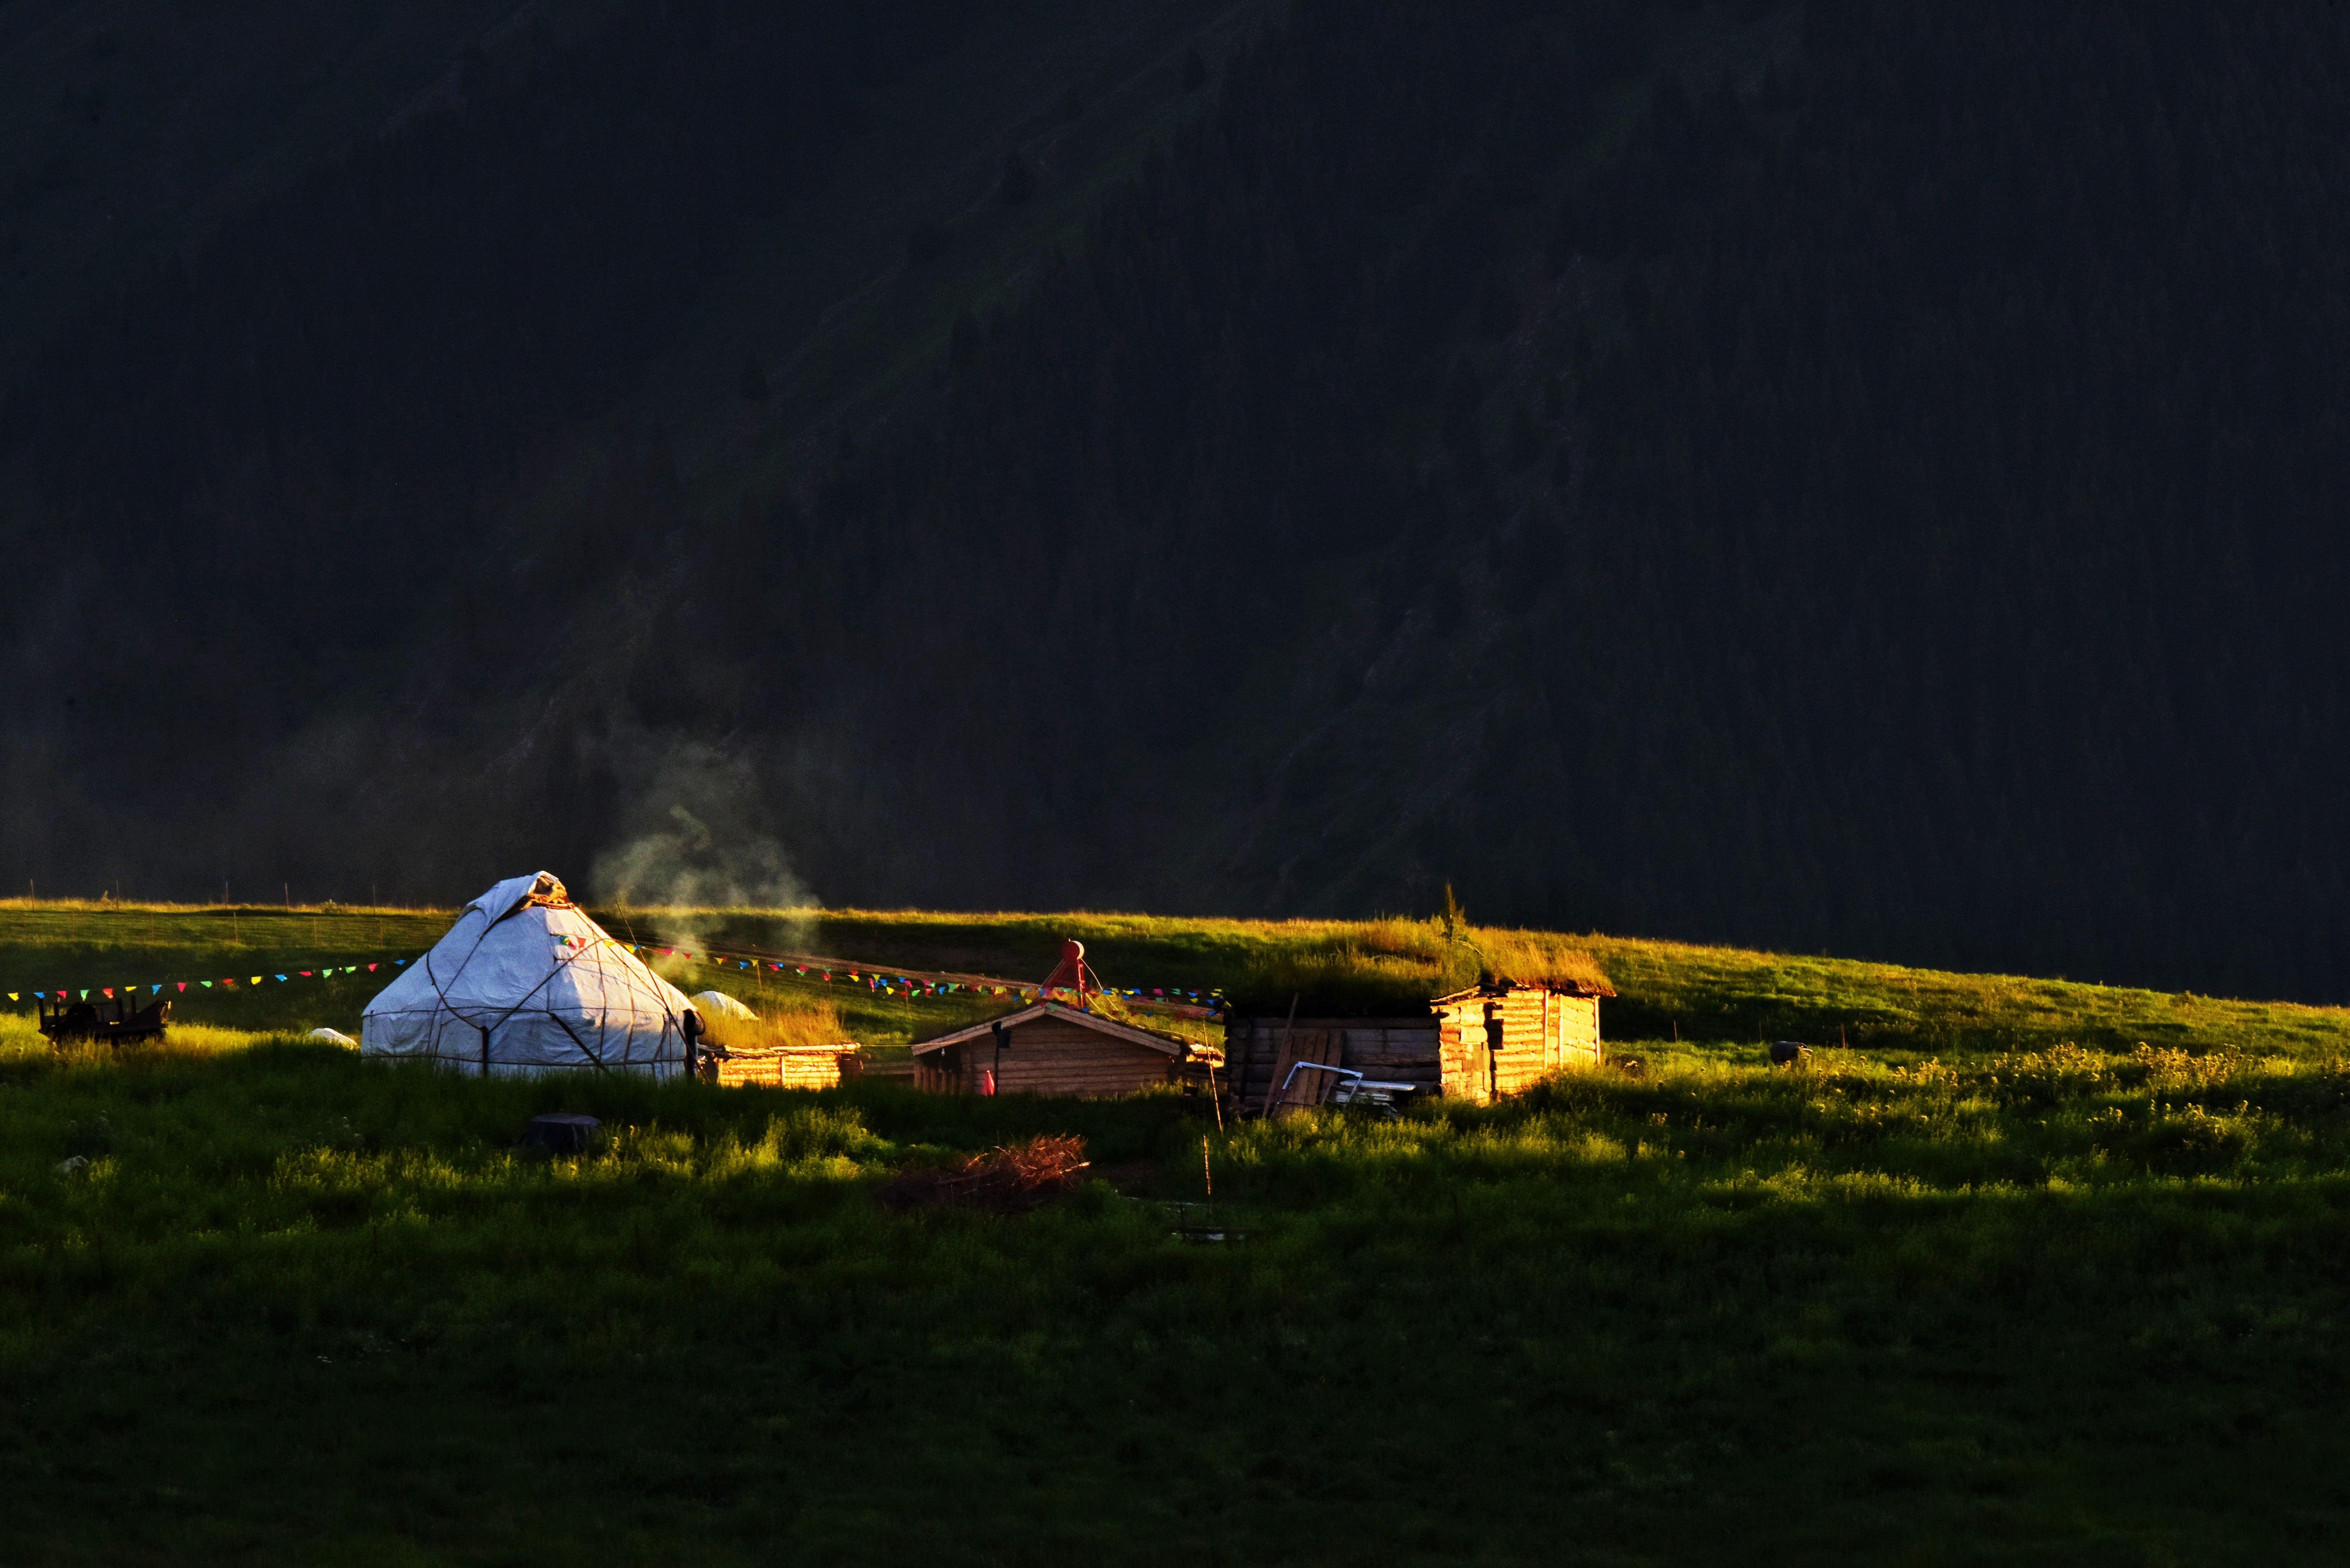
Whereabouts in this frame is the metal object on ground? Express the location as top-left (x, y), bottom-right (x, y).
top-left (524, 1113), bottom-right (601, 1155)
top-left (1273, 1059), bottom-right (1418, 1118)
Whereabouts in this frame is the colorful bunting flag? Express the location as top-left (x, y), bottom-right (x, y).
top-left (8, 934), bottom-right (1216, 1024)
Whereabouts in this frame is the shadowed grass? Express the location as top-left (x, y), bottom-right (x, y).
top-left (0, 1011), bottom-right (2345, 1562)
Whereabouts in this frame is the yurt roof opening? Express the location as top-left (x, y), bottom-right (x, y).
top-left (360, 872), bottom-right (703, 1078)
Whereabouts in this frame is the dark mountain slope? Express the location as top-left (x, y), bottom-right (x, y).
top-left (0, 0), bottom-right (594, 395)
top-left (706, 0), bottom-right (2350, 998)
top-left (0, 0), bottom-right (1270, 900)
top-left (7, 1), bottom-right (2350, 1003)
top-left (1, 0), bottom-right (980, 877)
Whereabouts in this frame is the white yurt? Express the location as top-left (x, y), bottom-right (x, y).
top-left (361, 871), bottom-right (702, 1078)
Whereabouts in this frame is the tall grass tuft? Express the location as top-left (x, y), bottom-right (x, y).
top-left (702, 1000), bottom-right (852, 1053)
top-left (1228, 916), bottom-right (1607, 1011)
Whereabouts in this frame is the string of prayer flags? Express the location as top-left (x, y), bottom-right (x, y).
top-left (11, 954), bottom-right (423, 1009)
top-left (544, 933), bottom-right (1224, 1016)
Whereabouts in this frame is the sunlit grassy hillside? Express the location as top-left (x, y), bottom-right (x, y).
top-left (10, 898), bottom-right (2350, 1067)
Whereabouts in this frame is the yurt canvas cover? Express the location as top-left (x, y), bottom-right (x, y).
top-left (361, 872), bottom-right (699, 1078)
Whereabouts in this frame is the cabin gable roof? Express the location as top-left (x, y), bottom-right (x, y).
top-left (911, 1001), bottom-right (1188, 1057)
top-left (1431, 978), bottom-right (1614, 1005)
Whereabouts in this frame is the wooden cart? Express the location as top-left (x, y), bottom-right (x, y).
top-left (37, 992), bottom-right (171, 1048)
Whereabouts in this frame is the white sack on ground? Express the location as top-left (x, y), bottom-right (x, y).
top-left (360, 871), bottom-right (700, 1079)
top-left (306, 1027), bottom-right (358, 1047)
top-left (691, 990), bottom-right (758, 1021)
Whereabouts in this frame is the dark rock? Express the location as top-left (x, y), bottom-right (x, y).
top-left (525, 1113), bottom-right (601, 1155)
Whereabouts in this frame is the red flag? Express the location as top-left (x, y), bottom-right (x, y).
top-left (982, 1068), bottom-right (997, 1096)
top-left (102, 988), bottom-right (113, 999)
top-left (176, 983), bottom-right (186, 993)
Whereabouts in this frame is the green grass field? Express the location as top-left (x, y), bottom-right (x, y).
top-left (3, 902), bottom-right (2346, 1563)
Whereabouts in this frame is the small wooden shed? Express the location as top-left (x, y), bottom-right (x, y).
top-left (710, 1043), bottom-right (862, 1090)
top-left (1227, 979), bottom-right (1609, 1115)
top-left (911, 1001), bottom-right (1200, 1097)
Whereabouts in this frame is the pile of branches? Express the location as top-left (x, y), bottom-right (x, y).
top-left (879, 1135), bottom-right (1090, 1214)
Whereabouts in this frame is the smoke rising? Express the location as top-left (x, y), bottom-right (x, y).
top-left (590, 741), bottom-right (813, 911)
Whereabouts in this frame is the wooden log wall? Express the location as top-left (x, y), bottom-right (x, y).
top-left (1492, 990), bottom-right (1556, 1098)
top-left (1552, 994), bottom-right (1601, 1072)
top-left (714, 1047), bottom-right (857, 1090)
top-left (923, 1018), bottom-right (1177, 1098)
top-left (1436, 990), bottom-right (1605, 1102)
top-left (1436, 1002), bottom-right (1492, 1103)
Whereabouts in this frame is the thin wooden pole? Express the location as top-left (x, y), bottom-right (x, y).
top-left (1267, 992), bottom-right (1300, 1119)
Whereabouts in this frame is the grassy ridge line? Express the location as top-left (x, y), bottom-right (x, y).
top-left (614, 906), bottom-right (2350, 1063)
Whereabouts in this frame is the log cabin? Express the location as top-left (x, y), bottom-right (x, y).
top-left (910, 1001), bottom-right (1205, 1097)
top-left (1227, 978), bottom-right (1609, 1116)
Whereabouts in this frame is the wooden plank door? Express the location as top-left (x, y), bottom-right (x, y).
top-left (1267, 1029), bottom-right (1341, 1115)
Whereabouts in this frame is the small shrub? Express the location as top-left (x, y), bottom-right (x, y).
top-left (2131, 1043), bottom-right (2253, 1093)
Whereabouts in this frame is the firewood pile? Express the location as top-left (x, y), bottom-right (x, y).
top-left (878, 1134), bottom-right (1090, 1214)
